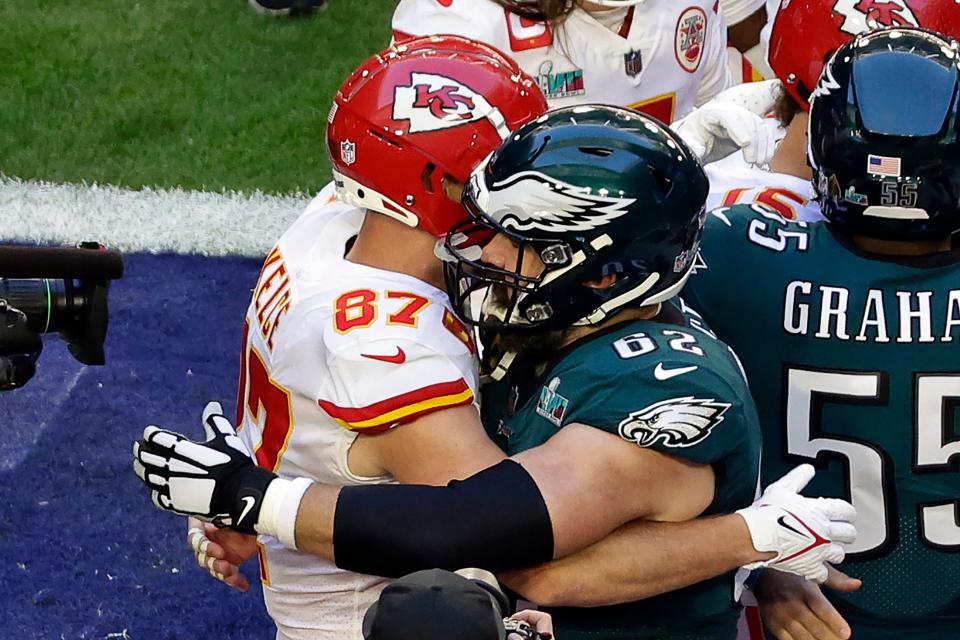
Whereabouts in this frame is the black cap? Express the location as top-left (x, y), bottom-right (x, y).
top-left (362, 569), bottom-right (505, 640)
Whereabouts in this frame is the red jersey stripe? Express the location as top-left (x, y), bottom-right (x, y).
top-left (319, 378), bottom-right (474, 430)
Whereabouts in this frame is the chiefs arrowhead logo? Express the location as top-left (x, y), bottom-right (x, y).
top-left (415, 84), bottom-right (475, 119)
top-left (675, 7), bottom-right (707, 73)
top-left (393, 73), bottom-right (506, 135)
top-left (833, 0), bottom-right (919, 35)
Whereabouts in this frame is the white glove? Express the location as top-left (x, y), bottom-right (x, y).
top-left (710, 78), bottom-right (782, 116)
top-left (737, 464), bottom-right (858, 583)
top-left (672, 101), bottom-right (778, 166)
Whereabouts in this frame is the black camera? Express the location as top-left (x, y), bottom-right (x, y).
top-left (0, 243), bottom-right (124, 390)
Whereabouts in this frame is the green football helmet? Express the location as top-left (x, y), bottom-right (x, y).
top-left (809, 27), bottom-right (960, 241)
top-left (442, 104), bottom-right (709, 332)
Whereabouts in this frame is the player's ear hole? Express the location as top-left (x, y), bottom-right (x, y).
top-left (442, 174), bottom-right (465, 203)
top-left (421, 163), bottom-right (437, 193)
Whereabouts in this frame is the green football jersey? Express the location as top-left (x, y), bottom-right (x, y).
top-left (481, 304), bottom-right (762, 640)
top-left (683, 204), bottom-right (960, 638)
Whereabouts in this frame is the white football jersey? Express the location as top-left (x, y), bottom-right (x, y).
top-left (237, 184), bottom-right (480, 640)
top-left (719, 0), bottom-right (765, 25)
top-left (723, 0), bottom-right (778, 82)
top-left (392, 0), bottom-right (732, 123)
top-left (705, 120), bottom-right (822, 222)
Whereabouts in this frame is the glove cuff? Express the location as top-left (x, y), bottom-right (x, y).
top-left (257, 476), bottom-right (314, 549)
top-left (735, 507), bottom-right (776, 568)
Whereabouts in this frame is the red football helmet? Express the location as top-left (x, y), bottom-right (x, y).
top-left (769, 0), bottom-right (960, 109)
top-left (326, 36), bottom-right (548, 238)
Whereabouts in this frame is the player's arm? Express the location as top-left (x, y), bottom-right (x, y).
top-left (502, 485), bottom-right (862, 609)
top-left (510, 423), bottom-right (715, 557)
top-left (134, 401), bottom-right (716, 569)
top-left (314, 333), bottom-right (506, 485)
top-left (135, 413), bottom-right (855, 582)
top-left (299, 398), bottom-right (854, 583)
top-left (354, 402), bottom-right (507, 485)
top-left (290, 420), bottom-right (717, 574)
top-left (500, 515), bottom-right (759, 606)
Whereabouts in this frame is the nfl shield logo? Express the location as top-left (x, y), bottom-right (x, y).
top-left (340, 140), bottom-right (356, 166)
top-left (624, 50), bottom-right (643, 77)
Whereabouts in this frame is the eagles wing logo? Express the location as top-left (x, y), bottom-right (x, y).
top-left (618, 396), bottom-right (730, 448)
top-left (833, 0), bottom-right (919, 36)
top-left (476, 170), bottom-right (636, 233)
top-left (393, 72), bottom-right (503, 135)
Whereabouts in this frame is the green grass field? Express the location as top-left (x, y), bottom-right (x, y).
top-left (0, 1), bottom-right (395, 194)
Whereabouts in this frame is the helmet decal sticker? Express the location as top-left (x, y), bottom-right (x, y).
top-left (866, 154), bottom-right (902, 178)
top-left (393, 73), bottom-right (500, 134)
top-left (833, 0), bottom-right (919, 35)
top-left (477, 170), bottom-right (636, 233)
top-left (810, 59), bottom-right (842, 100)
top-left (339, 140), bottom-right (356, 166)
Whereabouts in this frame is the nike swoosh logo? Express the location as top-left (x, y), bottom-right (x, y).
top-left (777, 515), bottom-right (806, 538)
top-left (775, 510), bottom-right (830, 564)
top-left (237, 496), bottom-right (256, 526)
top-left (654, 363), bottom-right (698, 380)
top-left (361, 347), bottom-right (406, 364)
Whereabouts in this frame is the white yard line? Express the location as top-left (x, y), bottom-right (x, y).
top-left (0, 175), bottom-right (313, 257)
top-left (0, 366), bottom-right (84, 472)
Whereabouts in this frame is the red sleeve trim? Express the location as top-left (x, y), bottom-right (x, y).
top-left (319, 378), bottom-right (474, 431)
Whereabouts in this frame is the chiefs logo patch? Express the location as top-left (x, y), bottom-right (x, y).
top-left (675, 7), bottom-right (707, 73)
top-left (833, 0), bottom-right (919, 35)
top-left (393, 73), bottom-right (502, 135)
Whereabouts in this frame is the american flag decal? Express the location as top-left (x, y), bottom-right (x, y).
top-left (867, 154), bottom-right (901, 177)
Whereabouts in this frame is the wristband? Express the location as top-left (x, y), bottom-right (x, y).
top-left (257, 476), bottom-right (315, 548)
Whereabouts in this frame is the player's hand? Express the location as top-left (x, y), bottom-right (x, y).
top-left (672, 101), bottom-right (777, 166)
top-left (187, 517), bottom-right (259, 592)
top-left (709, 78), bottom-right (781, 117)
top-left (133, 401), bottom-right (277, 534)
top-left (737, 464), bottom-right (857, 583)
top-left (755, 565), bottom-right (862, 640)
top-left (506, 610), bottom-right (553, 640)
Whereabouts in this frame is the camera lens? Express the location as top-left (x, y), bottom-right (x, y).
top-left (0, 278), bottom-right (77, 334)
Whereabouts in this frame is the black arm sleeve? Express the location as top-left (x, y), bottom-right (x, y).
top-left (333, 460), bottom-right (554, 577)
